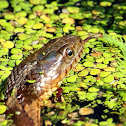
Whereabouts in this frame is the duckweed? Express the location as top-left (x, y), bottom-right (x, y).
top-left (67, 7), bottom-right (79, 13)
top-left (77, 91), bottom-right (86, 100)
top-left (83, 61), bottom-right (94, 67)
top-left (96, 57), bottom-right (104, 63)
top-left (88, 87), bottom-right (99, 92)
top-left (88, 27), bottom-right (100, 33)
top-left (66, 75), bottom-right (77, 83)
top-left (0, 105), bottom-right (7, 114)
top-left (59, 13), bottom-right (69, 19)
top-left (90, 69), bottom-right (101, 75)
top-left (62, 17), bottom-right (75, 24)
top-left (0, 1), bottom-right (9, 9)
top-left (96, 64), bottom-right (107, 69)
top-left (27, 80), bottom-right (36, 83)
top-left (2, 41), bottom-right (14, 49)
top-left (99, 71), bottom-right (111, 77)
top-left (74, 63), bottom-right (84, 72)
top-left (33, 23), bottom-right (43, 29)
top-left (103, 75), bottom-right (114, 83)
top-left (103, 59), bottom-right (110, 64)
top-left (100, 1), bottom-right (112, 7)
top-left (17, 17), bottom-right (28, 25)
top-left (18, 33), bottom-right (30, 40)
top-left (14, 28), bottom-right (25, 33)
top-left (11, 48), bottom-right (22, 54)
top-left (4, 14), bottom-right (15, 20)
top-left (104, 67), bottom-right (116, 72)
top-left (11, 54), bottom-right (23, 60)
top-left (103, 52), bottom-right (113, 58)
top-left (78, 69), bottom-right (89, 77)
top-left (86, 92), bottom-right (98, 101)
top-left (79, 107), bottom-right (94, 115)
top-left (77, 31), bottom-right (88, 36)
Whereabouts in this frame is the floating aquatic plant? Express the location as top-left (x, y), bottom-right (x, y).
top-left (103, 34), bottom-right (126, 73)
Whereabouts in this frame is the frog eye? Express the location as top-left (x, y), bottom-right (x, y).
top-left (66, 48), bottom-right (73, 56)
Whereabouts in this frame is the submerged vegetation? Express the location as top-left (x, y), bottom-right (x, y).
top-left (0, 0), bottom-right (126, 125)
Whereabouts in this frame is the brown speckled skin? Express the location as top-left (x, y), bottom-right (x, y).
top-left (4, 34), bottom-right (101, 126)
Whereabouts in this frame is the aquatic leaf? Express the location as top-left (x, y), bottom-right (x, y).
top-left (90, 69), bottom-right (100, 75)
top-left (96, 64), bottom-right (107, 69)
top-left (66, 75), bottom-right (77, 83)
top-left (11, 54), bottom-right (23, 60)
top-left (104, 67), bottom-right (115, 72)
top-left (33, 23), bottom-right (43, 29)
top-left (0, 105), bottom-right (7, 114)
top-left (0, 1), bottom-right (9, 9)
top-left (88, 87), bottom-right (99, 92)
top-left (103, 75), bottom-right (114, 83)
top-left (83, 61), bottom-right (94, 67)
top-left (2, 41), bottom-right (14, 49)
top-left (62, 17), bottom-right (75, 24)
top-left (79, 107), bottom-right (94, 115)
top-left (78, 69), bottom-right (89, 76)
top-left (11, 48), bottom-right (22, 54)
top-left (99, 71), bottom-right (111, 77)
top-left (67, 7), bottom-right (79, 13)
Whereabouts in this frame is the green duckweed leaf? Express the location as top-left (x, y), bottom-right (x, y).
top-left (103, 75), bottom-right (114, 83)
top-left (90, 69), bottom-right (100, 75)
top-left (104, 67), bottom-right (115, 72)
top-left (66, 75), bottom-right (77, 83)
top-left (11, 48), bottom-right (22, 54)
top-left (0, 105), bottom-right (7, 114)
top-left (67, 7), bottom-right (79, 13)
top-left (86, 92), bottom-right (98, 100)
top-left (88, 87), bottom-right (99, 92)
top-left (96, 64), bottom-right (107, 69)
top-left (99, 71), bottom-right (111, 77)
top-left (11, 54), bottom-right (23, 60)
top-left (1, 40), bottom-right (13, 48)
top-left (83, 61), bottom-right (94, 67)
top-left (78, 69), bottom-right (89, 77)
top-left (0, 1), bottom-right (9, 9)
top-left (27, 80), bottom-right (36, 83)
